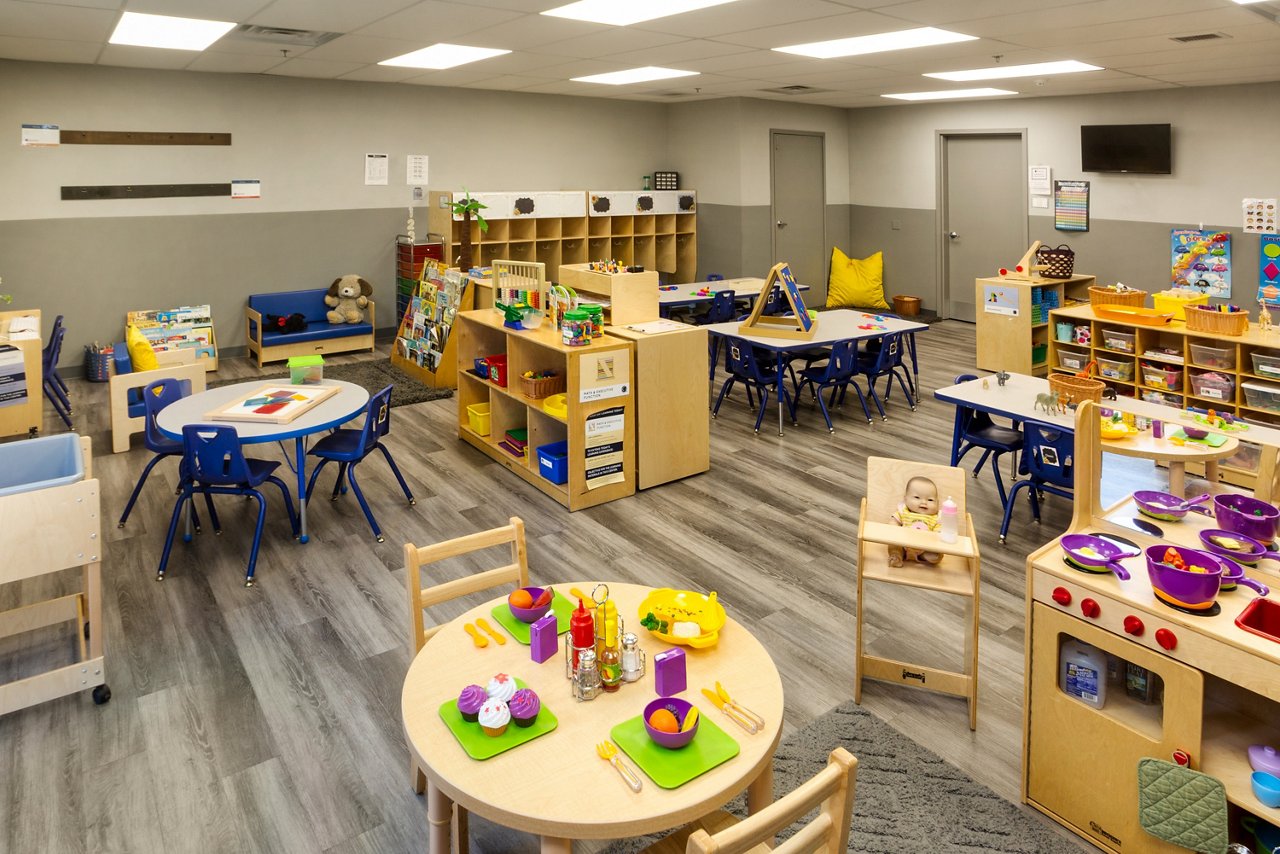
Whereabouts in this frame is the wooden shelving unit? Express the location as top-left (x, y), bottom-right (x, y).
top-left (975, 274), bottom-right (1095, 375)
top-left (0, 308), bottom-right (43, 439)
top-left (557, 264), bottom-right (659, 327)
top-left (455, 309), bottom-right (635, 511)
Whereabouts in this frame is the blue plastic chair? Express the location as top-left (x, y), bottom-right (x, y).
top-left (950, 374), bottom-right (1024, 509)
top-left (854, 332), bottom-right (915, 420)
top-left (869, 311), bottom-right (920, 396)
top-left (304, 385), bottom-right (414, 543)
top-left (999, 420), bottom-right (1074, 543)
top-left (41, 325), bottom-right (72, 428)
top-left (695, 289), bottom-right (737, 325)
top-left (712, 336), bottom-right (796, 433)
top-left (157, 424), bottom-right (299, 586)
top-left (794, 341), bottom-right (871, 431)
top-left (117, 378), bottom-right (210, 529)
top-left (43, 315), bottom-right (68, 397)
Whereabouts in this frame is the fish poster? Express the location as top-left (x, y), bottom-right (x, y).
top-left (1171, 229), bottom-right (1231, 298)
top-left (1260, 234), bottom-right (1280, 306)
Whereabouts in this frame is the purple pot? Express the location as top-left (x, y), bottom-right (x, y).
top-left (1218, 558), bottom-right (1272, 596)
top-left (644, 697), bottom-right (698, 749)
top-left (1133, 490), bottom-right (1211, 521)
top-left (507, 587), bottom-right (553, 623)
top-left (1213, 494), bottom-right (1280, 544)
top-left (1061, 534), bottom-right (1136, 580)
top-left (1144, 545), bottom-right (1230, 611)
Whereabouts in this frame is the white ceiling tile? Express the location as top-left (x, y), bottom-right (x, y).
top-left (291, 33), bottom-right (421, 63)
top-left (630, 0), bottom-right (851, 38)
top-left (351, 0), bottom-right (522, 41)
top-left (0, 0), bottom-right (115, 41)
top-left (96, 43), bottom-right (198, 69)
top-left (248, 0), bottom-right (422, 34)
top-left (531, 26), bottom-right (686, 59)
top-left (264, 56), bottom-right (365, 77)
top-left (184, 51), bottom-right (282, 73)
top-left (123, 0), bottom-right (264, 22)
top-left (604, 38), bottom-right (756, 67)
top-left (461, 73), bottom-right (557, 90)
top-left (398, 65), bottom-right (508, 86)
top-left (448, 13), bottom-right (605, 49)
top-left (711, 9), bottom-right (937, 49)
top-left (0, 33), bottom-right (99, 61)
top-left (11, 0), bottom-right (120, 8)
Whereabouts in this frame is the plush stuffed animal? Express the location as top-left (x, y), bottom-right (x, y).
top-left (326, 275), bottom-right (372, 324)
top-left (264, 312), bottom-right (307, 334)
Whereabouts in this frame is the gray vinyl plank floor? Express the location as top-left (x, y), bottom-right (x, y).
top-left (0, 323), bottom-right (1170, 853)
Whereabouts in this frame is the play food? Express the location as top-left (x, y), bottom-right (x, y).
top-left (478, 699), bottom-right (511, 737)
top-left (1133, 490), bottom-right (1211, 521)
top-left (486, 672), bottom-right (516, 703)
top-left (1061, 534), bottom-right (1136, 579)
top-left (1250, 744), bottom-right (1280, 777)
top-left (457, 684), bottom-right (487, 722)
top-left (644, 697), bottom-right (699, 749)
top-left (1099, 419), bottom-right (1138, 440)
top-left (596, 739), bottom-right (643, 792)
top-left (1144, 544), bottom-right (1232, 610)
top-left (636, 589), bottom-right (726, 648)
top-left (509, 688), bottom-right (541, 727)
top-left (1183, 426), bottom-right (1210, 440)
top-left (1213, 493), bottom-right (1280, 544)
top-left (1251, 771), bottom-right (1280, 808)
top-left (648, 708), bottom-right (679, 733)
top-left (1199, 527), bottom-right (1280, 572)
top-left (681, 707), bottom-right (700, 733)
top-left (508, 586), bottom-right (555, 623)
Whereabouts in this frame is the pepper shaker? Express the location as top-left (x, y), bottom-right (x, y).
top-left (620, 632), bottom-right (646, 682)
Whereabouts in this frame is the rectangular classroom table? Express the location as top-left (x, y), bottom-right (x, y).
top-left (703, 309), bottom-right (927, 436)
top-left (658, 277), bottom-right (810, 312)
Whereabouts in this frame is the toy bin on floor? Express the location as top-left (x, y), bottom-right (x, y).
top-left (466, 402), bottom-right (492, 436)
top-left (537, 440), bottom-right (569, 485)
top-left (0, 433), bottom-right (85, 497)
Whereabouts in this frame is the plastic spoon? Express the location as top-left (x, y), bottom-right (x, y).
top-left (475, 617), bottom-right (507, 645)
top-left (463, 623), bottom-right (489, 648)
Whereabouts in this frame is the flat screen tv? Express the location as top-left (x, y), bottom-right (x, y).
top-left (1080, 123), bottom-right (1171, 174)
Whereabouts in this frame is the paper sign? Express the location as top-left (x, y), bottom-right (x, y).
top-left (231, 179), bottom-right (261, 199)
top-left (1029, 165), bottom-right (1051, 195)
top-left (21, 124), bottom-right (58, 147)
top-left (578, 349), bottom-right (631, 403)
top-left (365, 153), bottom-right (388, 186)
top-left (584, 406), bottom-right (626, 490)
top-left (0, 345), bottom-right (28, 408)
top-left (407, 154), bottom-right (428, 185)
top-left (982, 284), bottom-right (1020, 316)
top-left (1244, 198), bottom-right (1277, 234)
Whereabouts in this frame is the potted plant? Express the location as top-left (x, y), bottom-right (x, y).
top-left (450, 189), bottom-right (488, 273)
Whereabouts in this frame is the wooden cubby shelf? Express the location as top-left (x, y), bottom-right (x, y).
top-left (975, 274), bottom-right (1096, 376)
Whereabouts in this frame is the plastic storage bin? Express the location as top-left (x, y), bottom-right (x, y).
top-left (287, 354), bottom-right (324, 384)
top-left (466, 402), bottom-right (492, 436)
top-left (486, 354), bottom-right (508, 387)
top-left (1101, 329), bottom-right (1136, 353)
top-left (1057, 349), bottom-right (1089, 372)
top-left (1142, 389), bottom-right (1183, 408)
top-left (536, 440), bottom-right (569, 485)
top-left (0, 433), bottom-right (85, 498)
top-left (1153, 290), bottom-right (1209, 320)
top-left (1189, 371), bottom-right (1235, 402)
top-left (1243, 381), bottom-right (1280, 413)
top-left (1032, 343), bottom-right (1048, 366)
top-left (1251, 350), bottom-right (1280, 379)
top-left (1096, 356), bottom-right (1134, 381)
top-left (1189, 343), bottom-right (1236, 369)
top-left (1142, 363), bottom-right (1183, 391)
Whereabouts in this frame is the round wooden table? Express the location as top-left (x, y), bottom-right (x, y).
top-left (1101, 431), bottom-right (1240, 497)
top-left (401, 582), bottom-right (785, 853)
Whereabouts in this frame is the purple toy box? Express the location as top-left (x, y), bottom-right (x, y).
top-left (653, 648), bottom-right (686, 696)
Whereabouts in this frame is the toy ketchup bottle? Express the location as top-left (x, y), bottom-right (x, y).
top-left (940, 496), bottom-right (959, 543)
top-left (566, 598), bottom-right (596, 679)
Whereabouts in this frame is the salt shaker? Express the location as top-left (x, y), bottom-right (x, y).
top-left (573, 649), bottom-right (602, 701)
top-left (620, 632), bottom-right (646, 683)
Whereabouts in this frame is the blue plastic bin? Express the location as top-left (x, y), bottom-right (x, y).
top-left (537, 440), bottom-right (569, 485)
top-left (0, 433), bottom-right (85, 498)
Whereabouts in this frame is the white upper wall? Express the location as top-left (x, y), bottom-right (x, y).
top-left (848, 83), bottom-right (1280, 224)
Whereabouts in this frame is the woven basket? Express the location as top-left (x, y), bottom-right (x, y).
top-left (1185, 305), bottom-right (1249, 336)
top-left (520, 373), bottom-right (565, 399)
top-left (83, 347), bottom-right (112, 382)
top-left (1049, 373), bottom-right (1105, 407)
top-left (1036, 244), bottom-right (1076, 279)
top-left (1089, 286), bottom-right (1146, 308)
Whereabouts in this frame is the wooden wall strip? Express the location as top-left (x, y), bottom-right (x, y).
top-left (59, 131), bottom-right (232, 146)
top-left (61, 184), bottom-right (232, 201)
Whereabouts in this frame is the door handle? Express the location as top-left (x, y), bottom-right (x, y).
top-left (949, 231), bottom-right (959, 239)
top-left (776, 220), bottom-right (787, 228)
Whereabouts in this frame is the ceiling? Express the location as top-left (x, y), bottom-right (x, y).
top-left (2, 0), bottom-right (1279, 108)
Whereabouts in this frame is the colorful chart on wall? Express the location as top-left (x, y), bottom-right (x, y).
top-left (1054, 180), bottom-right (1089, 232)
top-left (1171, 229), bottom-right (1231, 298)
top-left (1259, 234), bottom-right (1280, 306)
top-left (1244, 198), bottom-right (1277, 234)
top-left (206, 384), bottom-right (340, 424)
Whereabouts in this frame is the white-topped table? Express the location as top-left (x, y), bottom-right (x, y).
top-left (658, 277), bottom-right (809, 310)
top-left (157, 379), bottom-right (369, 542)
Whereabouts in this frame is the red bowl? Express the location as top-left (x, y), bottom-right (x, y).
top-left (644, 697), bottom-right (698, 749)
top-left (507, 586), bottom-right (553, 623)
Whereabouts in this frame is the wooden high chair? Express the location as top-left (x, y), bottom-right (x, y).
top-left (855, 457), bottom-right (981, 730)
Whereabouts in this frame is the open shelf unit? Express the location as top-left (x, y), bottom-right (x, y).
top-left (455, 308), bottom-right (635, 511)
top-left (975, 274), bottom-right (1095, 375)
top-left (557, 264), bottom-right (659, 327)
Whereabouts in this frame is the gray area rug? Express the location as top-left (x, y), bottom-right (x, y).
top-left (211, 359), bottom-right (452, 409)
top-left (463, 702), bottom-right (1075, 853)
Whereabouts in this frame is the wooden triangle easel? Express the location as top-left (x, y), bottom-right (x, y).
top-left (738, 262), bottom-right (818, 340)
top-left (997, 241), bottom-right (1052, 283)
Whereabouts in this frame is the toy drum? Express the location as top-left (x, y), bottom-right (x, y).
top-left (562, 309), bottom-right (590, 346)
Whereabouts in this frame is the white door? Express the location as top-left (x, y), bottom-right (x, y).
top-left (771, 131), bottom-right (826, 291)
top-left (942, 133), bottom-right (1026, 322)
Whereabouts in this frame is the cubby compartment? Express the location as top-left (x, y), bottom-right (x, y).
top-left (1188, 369), bottom-right (1235, 403)
top-left (1243, 380), bottom-right (1280, 413)
top-left (1099, 327), bottom-right (1136, 354)
top-left (1189, 340), bottom-right (1237, 369)
top-left (509, 218), bottom-right (537, 242)
top-left (1249, 348), bottom-right (1280, 379)
top-left (507, 242), bottom-right (536, 263)
top-left (535, 218), bottom-right (561, 240)
top-left (1201, 676), bottom-right (1280, 815)
top-left (655, 234), bottom-right (676, 274)
top-left (529, 408), bottom-right (569, 489)
top-left (1141, 389), bottom-right (1184, 407)
top-left (1137, 328), bottom-right (1186, 364)
top-left (611, 236), bottom-right (634, 265)
top-left (588, 237), bottom-right (610, 263)
top-left (561, 216), bottom-right (587, 240)
top-left (489, 393), bottom-right (529, 465)
top-left (481, 219), bottom-right (509, 243)
top-left (676, 214), bottom-right (696, 234)
top-left (561, 239), bottom-right (588, 266)
top-left (536, 240), bottom-right (562, 273)
top-left (588, 216), bottom-right (611, 238)
top-left (633, 235), bottom-right (656, 271)
top-left (610, 215), bottom-right (633, 236)
top-left (1142, 362), bottom-right (1183, 391)
top-left (655, 214), bottom-right (675, 234)
top-left (1057, 347), bottom-right (1090, 372)
top-left (633, 214), bottom-right (654, 236)
top-left (1096, 355), bottom-right (1135, 381)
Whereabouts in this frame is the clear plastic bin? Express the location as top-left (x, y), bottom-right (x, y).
top-left (1243, 381), bottom-right (1280, 413)
top-left (1057, 349), bottom-right (1089, 372)
top-left (1096, 356), bottom-right (1134, 381)
top-left (1142, 389), bottom-right (1183, 408)
top-left (1189, 371), bottom-right (1235, 402)
top-left (1188, 343), bottom-right (1236, 369)
top-left (1101, 329), bottom-right (1135, 353)
top-left (0, 433), bottom-right (85, 498)
top-left (1142, 363), bottom-right (1183, 391)
top-left (1251, 350), bottom-right (1280, 379)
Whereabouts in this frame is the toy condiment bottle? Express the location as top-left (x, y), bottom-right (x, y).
top-left (566, 598), bottom-right (595, 679)
top-left (939, 496), bottom-right (958, 544)
top-left (573, 649), bottom-right (602, 701)
top-left (620, 632), bottom-right (645, 683)
top-left (599, 623), bottom-right (621, 693)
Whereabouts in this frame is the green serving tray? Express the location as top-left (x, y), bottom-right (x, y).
top-left (489, 590), bottom-right (575, 645)
top-left (438, 678), bottom-right (558, 761)
top-left (610, 709), bottom-right (740, 789)
top-left (1169, 428), bottom-right (1228, 447)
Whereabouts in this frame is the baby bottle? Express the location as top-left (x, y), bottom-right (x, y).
top-left (939, 496), bottom-right (958, 543)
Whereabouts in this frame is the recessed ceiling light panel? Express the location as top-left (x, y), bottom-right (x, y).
top-left (882, 87), bottom-right (1017, 101)
top-left (543, 0), bottom-right (741, 27)
top-left (380, 43), bottom-right (511, 70)
top-left (109, 11), bottom-right (236, 51)
top-left (774, 27), bottom-right (976, 59)
top-left (572, 66), bottom-right (699, 85)
top-left (925, 60), bottom-right (1102, 81)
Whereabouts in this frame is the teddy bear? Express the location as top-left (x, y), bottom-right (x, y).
top-left (325, 275), bottom-right (372, 324)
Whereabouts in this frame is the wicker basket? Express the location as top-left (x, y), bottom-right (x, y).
top-left (892, 295), bottom-right (922, 317)
top-left (1185, 305), bottom-right (1249, 336)
top-left (520, 373), bottom-right (565, 399)
top-left (1049, 373), bottom-right (1105, 407)
top-left (1036, 244), bottom-right (1076, 279)
top-left (1089, 286), bottom-right (1146, 308)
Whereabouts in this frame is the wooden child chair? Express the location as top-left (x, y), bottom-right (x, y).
top-left (855, 457), bottom-right (981, 730)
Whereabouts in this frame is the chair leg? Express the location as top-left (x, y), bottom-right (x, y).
top-left (44, 382), bottom-right (73, 428)
top-left (814, 383), bottom-right (834, 433)
top-left (46, 374), bottom-right (72, 413)
top-left (972, 448), bottom-right (992, 478)
top-left (304, 457), bottom-right (331, 502)
top-left (331, 463), bottom-right (349, 500)
top-left (751, 383), bottom-right (770, 433)
top-left (376, 444), bottom-right (415, 504)
top-left (866, 385), bottom-right (887, 421)
top-left (1028, 477), bottom-right (1043, 523)
top-left (991, 453), bottom-right (1010, 509)
top-left (345, 463), bottom-right (384, 543)
top-left (894, 371), bottom-right (917, 410)
top-left (243, 490), bottom-right (268, 587)
top-left (711, 376), bottom-right (735, 418)
top-left (117, 453), bottom-right (168, 527)
top-left (156, 491), bottom-right (190, 581)
top-left (845, 380), bottom-right (873, 424)
top-left (202, 489), bottom-right (221, 534)
top-left (266, 475), bottom-right (300, 537)
top-left (999, 480), bottom-right (1032, 543)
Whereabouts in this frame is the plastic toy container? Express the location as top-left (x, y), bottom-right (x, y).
top-left (1057, 349), bottom-right (1089, 372)
top-left (1096, 356), bottom-right (1134, 381)
top-left (1188, 343), bottom-right (1235, 369)
top-left (1243, 380), bottom-right (1280, 413)
top-left (466, 402), bottom-right (492, 436)
top-left (1141, 389), bottom-right (1183, 408)
top-left (485, 354), bottom-right (508, 387)
top-left (1142, 363), bottom-right (1183, 391)
top-left (1153, 290), bottom-right (1209, 320)
top-left (1101, 329), bottom-right (1136, 353)
top-left (287, 354), bottom-right (324, 385)
top-left (0, 433), bottom-right (85, 498)
top-left (1031, 343), bottom-right (1048, 366)
top-left (536, 440), bottom-right (569, 485)
top-left (1250, 350), bottom-right (1280, 379)
top-left (1189, 371), bottom-right (1235, 402)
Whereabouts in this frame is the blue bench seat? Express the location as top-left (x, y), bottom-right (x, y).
top-left (244, 287), bottom-right (376, 367)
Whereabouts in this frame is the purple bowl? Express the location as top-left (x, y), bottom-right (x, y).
top-left (644, 697), bottom-right (698, 749)
top-left (1144, 545), bottom-right (1230, 611)
top-left (1213, 494), bottom-right (1280, 544)
top-left (1250, 744), bottom-right (1280, 777)
top-left (1184, 426), bottom-right (1210, 440)
top-left (507, 586), bottom-right (553, 623)
top-left (1061, 534), bottom-right (1136, 580)
top-left (1134, 490), bottom-right (1208, 521)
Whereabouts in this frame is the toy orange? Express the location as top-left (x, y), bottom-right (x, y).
top-left (648, 708), bottom-right (679, 733)
top-left (509, 589), bottom-right (534, 609)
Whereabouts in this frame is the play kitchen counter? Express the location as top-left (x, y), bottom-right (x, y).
top-left (1024, 402), bottom-right (1280, 852)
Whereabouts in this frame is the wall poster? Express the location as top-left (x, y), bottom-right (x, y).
top-left (1054, 180), bottom-right (1089, 232)
top-left (1171, 229), bottom-right (1231, 298)
top-left (1259, 234), bottom-right (1280, 306)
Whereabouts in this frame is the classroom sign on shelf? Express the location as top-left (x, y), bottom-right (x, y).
top-left (1171, 229), bottom-right (1231, 298)
top-left (1259, 234), bottom-right (1280, 306)
top-left (584, 406), bottom-right (626, 491)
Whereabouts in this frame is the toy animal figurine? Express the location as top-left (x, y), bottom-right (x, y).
top-left (996, 370), bottom-right (1010, 387)
top-left (1034, 392), bottom-right (1060, 415)
top-left (1260, 300), bottom-right (1274, 335)
top-left (1102, 387), bottom-right (1118, 401)
top-left (325, 274), bottom-right (372, 324)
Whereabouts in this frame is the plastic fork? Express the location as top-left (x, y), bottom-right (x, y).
top-left (596, 740), bottom-right (642, 792)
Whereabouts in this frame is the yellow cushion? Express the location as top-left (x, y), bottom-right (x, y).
top-left (826, 247), bottom-right (888, 310)
top-left (126, 324), bottom-right (159, 372)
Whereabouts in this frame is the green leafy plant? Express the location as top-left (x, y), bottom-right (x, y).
top-left (450, 188), bottom-right (489, 234)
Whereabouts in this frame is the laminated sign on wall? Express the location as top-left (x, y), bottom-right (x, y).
top-left (584, 406), bottom-right (625, 490)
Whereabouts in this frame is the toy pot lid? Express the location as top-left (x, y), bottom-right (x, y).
top-left (1144, 545), bottom-right (1228, 611)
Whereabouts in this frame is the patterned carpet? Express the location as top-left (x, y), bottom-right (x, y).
top-left (210, 359), bottom-right (452, 409)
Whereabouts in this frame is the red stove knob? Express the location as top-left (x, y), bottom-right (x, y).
top-left (1052, 587), bottom-right (1072, 605)
top-left (1080, 598), bottom-right (1101, 619)
top-left (1124, 615), bottom-right (1145, 636)
top-left (1156, 628), bottom-right (1177, 651)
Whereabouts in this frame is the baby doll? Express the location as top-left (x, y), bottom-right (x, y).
top-left (888, 475), bottom-right (942, 567)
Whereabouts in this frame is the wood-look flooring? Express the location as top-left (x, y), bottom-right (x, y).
top-left (0, 322), bottom-right (1174, 853)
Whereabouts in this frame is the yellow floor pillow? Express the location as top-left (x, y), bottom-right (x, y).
top-left (125, 324), bottom-right (160, 372)
top-left (826, 247), bottom-right (888, 310)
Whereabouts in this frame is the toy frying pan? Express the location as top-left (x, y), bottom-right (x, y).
top-left (1061, 533), bottom-right (1136, 580)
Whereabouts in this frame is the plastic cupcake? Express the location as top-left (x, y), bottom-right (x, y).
top-left (478, 699), bottom-right (510, 737)
top-left (457, 684), bottom-right (487, 723)
top-left (509, 688), bottom-right (541, 728)
top-left (487, 673), bottom-right (516, 703)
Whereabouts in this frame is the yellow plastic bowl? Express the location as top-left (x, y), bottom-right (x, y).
top-left (543, 393), bottom-right (567, 419)
top-left (637, 589), bottom-right (726, 649)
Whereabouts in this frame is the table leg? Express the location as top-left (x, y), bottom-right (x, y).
top-left (776, 352), bottom-right (785, 437)
top-left (296, 435), bottom-right (309, 543)
top-left (426, 781), bottom-right (454, 854)
top-left (747, 760), bottom-right (774, 814)
top-left (1168, 462), bottom-right (1186, 498)
top-left (539, 836), bottom-right (572, 854)
top-left (1206, 459), bottom-right (1220, 485)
